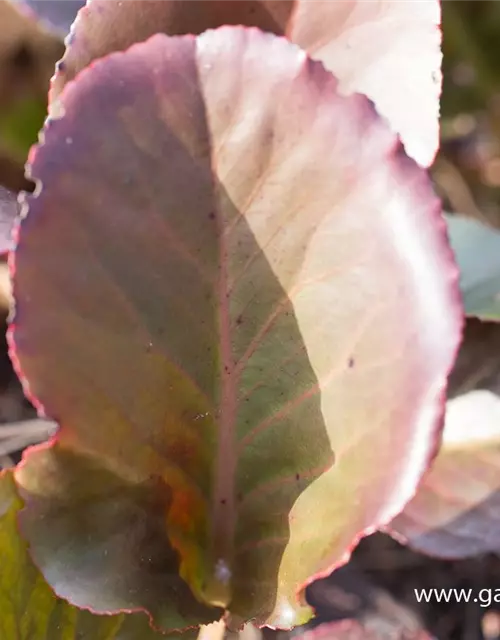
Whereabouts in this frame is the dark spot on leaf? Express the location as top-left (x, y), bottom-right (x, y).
top-left (236, 315), bottom-right (243, 325)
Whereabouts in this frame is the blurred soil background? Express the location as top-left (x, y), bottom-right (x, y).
top-left (1, 2), bottom-right (500, 639)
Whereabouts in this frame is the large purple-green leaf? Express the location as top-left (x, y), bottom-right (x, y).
top-left (50, 0), bottom-right (441, 167)
top-left (0, 468), bottom-right (201, 638)
top-left (11, 28), bottom-right (460, 629)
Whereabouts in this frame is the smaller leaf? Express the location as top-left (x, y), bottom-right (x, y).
top-left (14, 443), bottom-right (221, 632)
top-left (445, 214), bottom-right (500, 320)
top-left (389, 387), bottom-right (500, 557)
top-left (0, 468), bottom-right (198, 639)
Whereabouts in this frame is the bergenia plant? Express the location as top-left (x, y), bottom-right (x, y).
top-left (0, 0), bottom-right (464, 637)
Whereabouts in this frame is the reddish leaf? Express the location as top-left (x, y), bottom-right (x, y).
top-left (11, 29), bottom-right (460, 628)
top-left (0, 468), bottom-right (200, 638)
top-left (50, 0), bottom-right (441, 167)
top-left (390, 319), bottom-right (500, 558)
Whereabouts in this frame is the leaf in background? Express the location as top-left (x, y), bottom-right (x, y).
top-left (295, 621), bottom-right (380, 640)
top-left (0, 94), bottom-right (47, 161)
top-left (445, 214), bottom-right (500, 320)
top-left (0, 186), bottom-right (17, 254)
top-left (0, 468), bottom-right (200, 639)
top-left (14, 0), bottom-right (85, 35)
top-left (307, 564), bottom-right (429, 639)
top-left (50, 0), bottom-right (441, 167)
top-left (11, 28), bottom-right (460, 628)
top-left (0, 0), bottom-right (63, 170)
top-left (293, 620), bottom-right (432, 640)
top-left (389, 319), bottom-right (500, 558)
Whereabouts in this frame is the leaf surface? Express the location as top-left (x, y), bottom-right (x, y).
top-left (12, 28), bottom-right (460, 628)
top-left (0, 468), bottom-right (199, 639)
top-left (50, 0), bottom-right (441, 167)
top-left (445, 214), bottom-right (500, 320)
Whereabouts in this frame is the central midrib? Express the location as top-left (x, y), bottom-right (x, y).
top-left (210, 197), bottom-right (237, 607)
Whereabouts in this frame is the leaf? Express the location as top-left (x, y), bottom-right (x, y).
top-left (389, 319), bottom-right (500, 558)
top-left (50, 0), bottom-right (441, 167)
top-left (389, 389), bottom-right (500, 558)
top-left (0, 468), bottom-right (200, 639)
top-left (11, 28), bottom-right (460, 628)
top-left (293, 620), bottom-right (432, 640)
top-left (0, 0), bottom-right (63, 160)
top-left (307, 565), bottom-right (427, 639)
top-left (15, 444), bottom-right (221, 631)
top-left (14, 0), bottom-right (85, 35)
top-left (0, 96), bottom-right (47, 163)
top-left (447, 318), bottom-right (500, 399)
top-left (0, 186), bottom-right (17, 254)
top-left (295, 621), bottom-right (380, 640)
top-left (445, 214), bottom-right (500, 320)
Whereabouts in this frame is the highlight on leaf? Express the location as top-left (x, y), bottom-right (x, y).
top-left (11, 27), bottom-right (460, 630)
top-left (0, 468), bottom-right (201, 639)
top-left (50, 0), bottom-right (441, 167)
